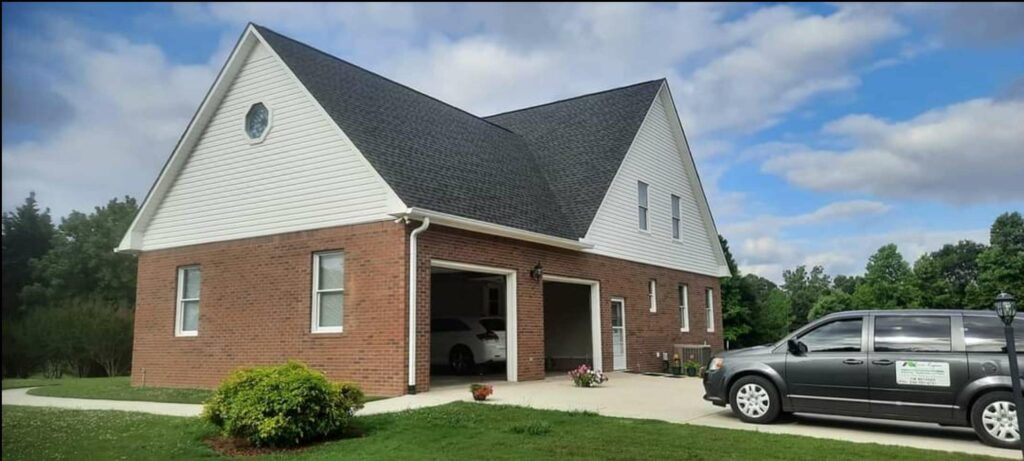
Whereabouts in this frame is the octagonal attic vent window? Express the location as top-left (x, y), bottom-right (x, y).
top-left (244, 102), bottom-right (270, 143)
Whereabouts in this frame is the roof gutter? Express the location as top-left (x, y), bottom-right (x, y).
top-left (390, 208), bottom-right (591, 251)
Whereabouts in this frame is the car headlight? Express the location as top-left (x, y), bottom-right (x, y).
top-left (708, 357), bottom-right (724, 372)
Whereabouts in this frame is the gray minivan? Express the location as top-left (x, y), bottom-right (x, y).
top-left (702, 309), bottom-right (1024, 448)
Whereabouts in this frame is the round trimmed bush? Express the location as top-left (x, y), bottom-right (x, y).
top-left (203, 361), bottom-right (365, 447)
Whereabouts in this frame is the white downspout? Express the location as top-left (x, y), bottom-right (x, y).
top-left (407, 217), bottom-right (430, 394)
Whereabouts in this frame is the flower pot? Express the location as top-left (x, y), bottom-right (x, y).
top-left (473, 394), bottom-right (488, 401)
top-left (671, 366), bottom-right (682, 375)
top-left (685, 367), bottom-right (698, 377)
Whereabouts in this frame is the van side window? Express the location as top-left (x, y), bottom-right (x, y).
top-left (874, 316), bottom-right (951, 352)
top-left (799, 318), bottom-right (863, 352)
top-left (964, 316), bottom-right (1024, 352)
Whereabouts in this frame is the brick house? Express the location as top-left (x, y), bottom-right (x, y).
top-left (118, 24), bottom-right (730, 396)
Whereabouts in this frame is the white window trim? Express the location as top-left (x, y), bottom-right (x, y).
top-left (706, 288), bottom-right (715, 333)
top-left (679, 284), bottom-right (690, 332)
top-left (175, 266), bottom-right (200, 337)
top-left (637, 180), bottom-right (650, 232)
top-left (243, 101), bottom-right (273, 145)
top-left (311, 251), bottom-right (344, 334)
top-left (649, 279), bottom-right (657, 313)
top-left (671, 194), bottom-right (681, 241)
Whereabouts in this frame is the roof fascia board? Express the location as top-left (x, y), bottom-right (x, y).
top-left (394, 208), bottom-right (592, 251)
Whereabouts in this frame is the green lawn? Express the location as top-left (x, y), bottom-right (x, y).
top-left (3, 376), bottom-right (212, 404)
top-left (2, 403), bottom-right (1000, 461)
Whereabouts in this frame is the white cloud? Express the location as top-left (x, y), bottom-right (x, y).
top-left (762, 98), bottom-right (1024, 203)
top-left (723, 200), bottom-right (891, 236)
top-left (1, 20), bottom-right (223, 216)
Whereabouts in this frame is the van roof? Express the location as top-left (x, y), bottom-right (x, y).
top-left (825, 309), bottom-right (996, 317)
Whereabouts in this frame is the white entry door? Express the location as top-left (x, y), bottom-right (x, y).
top-left (611, 298), bottom-right (626, 370)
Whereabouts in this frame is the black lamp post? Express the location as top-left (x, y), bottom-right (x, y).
top-left (994, 292), bottom-right (1023, 456)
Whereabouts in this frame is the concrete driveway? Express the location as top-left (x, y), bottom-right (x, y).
top-left (420, 371), bottom-right (1013, 459)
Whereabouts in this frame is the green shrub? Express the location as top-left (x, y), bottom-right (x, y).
top-left (203, 361), bottom-right (364, 447)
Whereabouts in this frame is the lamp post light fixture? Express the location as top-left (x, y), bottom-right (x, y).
top-left (994, 292), bottom-right (1024, 457)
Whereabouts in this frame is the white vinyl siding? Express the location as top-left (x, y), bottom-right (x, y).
top-left (637, 181), bottom-right (649, 231)
top-left (139, 42), bottom-right (402, 250)
top-left (648, 279), bottom-right (657, 313)
top-left (671, 194), bottom-right (681, 240)
top-left (584, 85), bottom-right (721, 276)
top-left (312, 251), bottom-right (344, 333)
top-left (679, 284), bottom-right (689, 332)
top-left (175, 266), bottom-right (200, 337)
top-left (706, 288), bottom-right (715, 333)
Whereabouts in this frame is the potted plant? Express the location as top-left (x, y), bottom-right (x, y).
top-left (684, 360), bottom-right (701, 377)
top-left (568, 364), bottom-right (608, 387)
top-left (670, 353), bottom-right (682, 375)
top-left (470, 383), bottom-right (493, 401)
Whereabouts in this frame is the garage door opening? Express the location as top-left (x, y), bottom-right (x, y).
top-left (430, 264), bottom-right (512, 386)
top-left (543, 277), bottom-right (599, 374)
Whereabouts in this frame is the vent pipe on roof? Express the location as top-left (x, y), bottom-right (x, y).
top-left (407, 216), bottom-right (430, 394)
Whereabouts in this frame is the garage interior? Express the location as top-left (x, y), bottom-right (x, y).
top-left (543, 281), bottom-right (593, 372)
top-left (430, 267), bottom-right (508, 385)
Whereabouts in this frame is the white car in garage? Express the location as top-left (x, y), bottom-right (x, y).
top-left (431, 316), bottom-right (506, 374)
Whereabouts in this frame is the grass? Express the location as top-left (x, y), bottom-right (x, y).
top-left (3, 377), bottom-right (212, 404)
top-left (2, 403), bottom-right (1001, 461)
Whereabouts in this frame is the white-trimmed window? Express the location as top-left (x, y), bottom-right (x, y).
top-left (312, 251), bottom-right (345, 333)
top-left (175, 266), bottom-right (201, 337)
top-left (671, 194), bottom-right (681, 240)
top-left (648, 279), bottom-right (657, 313)
top-left (706, 288), bottom-right (715, 332)
top-left (637, 181), bottom-right (649, 231)
top-left (679, 284), bottom-right (689, 332)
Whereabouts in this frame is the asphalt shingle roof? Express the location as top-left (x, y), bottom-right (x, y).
top-left (256, 25), bottom-right (661, 240)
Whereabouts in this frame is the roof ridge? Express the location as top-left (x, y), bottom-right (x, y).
top-left (252, 24), bottom-right (516, 135)
top-left (484, 78), bottom-right (665, 119)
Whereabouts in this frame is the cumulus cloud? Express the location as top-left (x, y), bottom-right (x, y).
top-left (762, 98), bottom-right (1024, 204)
top-left (723, 200), bottom-right (891, 236)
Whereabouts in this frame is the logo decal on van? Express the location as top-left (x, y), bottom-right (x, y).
top-left (896, 360), bottom-right (951, 387)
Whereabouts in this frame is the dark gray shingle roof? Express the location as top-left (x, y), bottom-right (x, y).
top-left (256, 25), bottom-right (660, 240)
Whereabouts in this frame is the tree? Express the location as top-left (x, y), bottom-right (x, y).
top-left (832, 275), bottom-right (863, 295)
top-left (718, 236), bottom-right (751, 344)
top-left (914, 240), bottom-right (986, 309)
top-left (782, 265), bottom-right (830, 328)
top-left (750, 288), bottom-right (792, 345)
top-left (21, 196), bottom-right (139, 309)
top-left (968, 212), bottom-right (1024, 307)
top-left (808, 290), bottom-right (854, 320)
top-left (852, 244), bottom-right (921, 309)
top-left (1, 193), bottom-right (55, 320)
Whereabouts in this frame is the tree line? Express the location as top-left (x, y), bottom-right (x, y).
top-left (2, 193), bottom-right (138, 378)
top-left (721, 211), bottom-right (1024, 349)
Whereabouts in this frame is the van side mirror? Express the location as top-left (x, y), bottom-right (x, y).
top-left (787, 339), bottom-right (807, 355)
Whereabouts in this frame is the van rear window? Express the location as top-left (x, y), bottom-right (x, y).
top-left (874, 316), bottom-right (951, 352)
top-left (964, 316), bottom-right (1024, 352)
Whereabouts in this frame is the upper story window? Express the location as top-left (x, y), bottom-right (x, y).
top-left (175, 266), bottom-right (201, 337)
top-left (637, 181), bottom-right (649, 231)
top-left (312, 251), bottom-right (345, 333)
top-left (245, 102), bottom-right (270, 142)
top-left (671, 194), bottom-right (681, 240)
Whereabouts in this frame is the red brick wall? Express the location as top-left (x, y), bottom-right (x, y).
top-left (416, 225), bottom-right (722, 391)
top-left (130, 221), bottom-right (408, 396)
top-left (130, 221), bottom-right (721, 396)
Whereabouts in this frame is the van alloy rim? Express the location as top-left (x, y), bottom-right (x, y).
top-left (982, 401), bottom-right (1020, 442)
top-left (736, 383), bottom-right (770, 418)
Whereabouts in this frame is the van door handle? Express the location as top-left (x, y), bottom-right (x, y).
top-left (842, 359), bottom-right (864, 365)
top-left (872, 359), bottom-right (894, 366)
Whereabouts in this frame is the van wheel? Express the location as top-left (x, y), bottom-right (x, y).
top-left (729, 376), bottom-right (781, 424)
top-left (972, 391), bottom-right (1021, 449)
top-left (449, 346), bottom-right (475, 375)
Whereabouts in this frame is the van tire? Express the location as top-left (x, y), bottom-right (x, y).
top-left (971, 390), bottom-right (1021, 449)
top-left (729, 375), bottom-right (781, 424)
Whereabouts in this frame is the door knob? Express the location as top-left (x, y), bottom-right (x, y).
top-left (872, 359), bottom-right (894, 366)
top-left (842, 359), bottom-right (864, 365)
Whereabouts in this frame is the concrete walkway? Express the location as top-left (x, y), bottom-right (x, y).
top-left (2, 373), bottom-right (1014, 459)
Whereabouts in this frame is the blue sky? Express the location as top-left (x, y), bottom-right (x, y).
top-left (3, 3), bottom-right (1022, 282)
